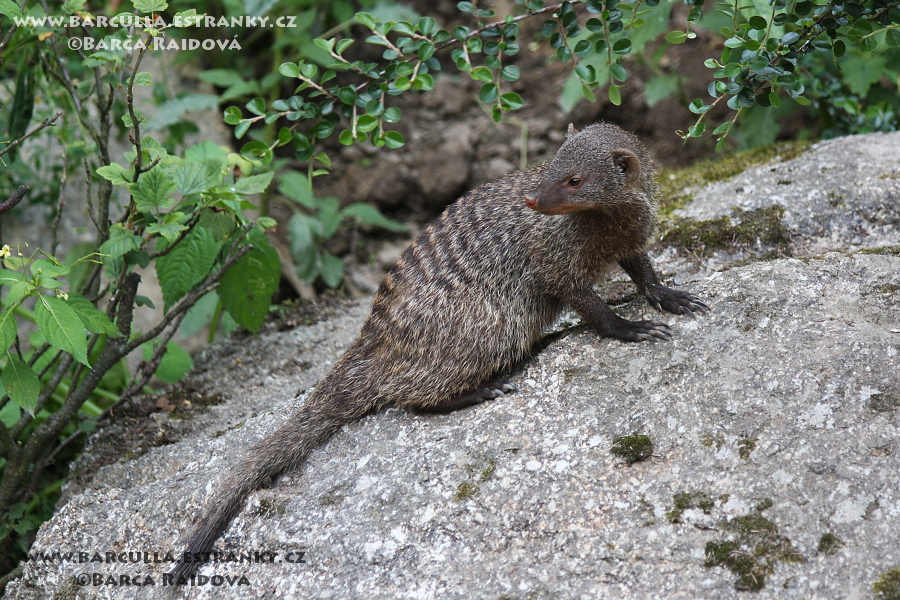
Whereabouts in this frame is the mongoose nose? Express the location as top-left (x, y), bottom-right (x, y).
top-left (524, 195), bottom-right (538, 209)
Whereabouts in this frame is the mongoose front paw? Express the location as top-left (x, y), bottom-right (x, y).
top-left (646, 285), bottom-right (709, 317)
top-left (608, 319), bottom-right (673, 343)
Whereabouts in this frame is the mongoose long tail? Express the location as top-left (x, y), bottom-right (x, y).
top-left (169, 388), bottom-right (366, 581)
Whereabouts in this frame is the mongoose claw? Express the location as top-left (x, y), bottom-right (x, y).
top-left (647, 285), bottom-right (710, 316)
top-left (615, 319), bottom-right (672, 343)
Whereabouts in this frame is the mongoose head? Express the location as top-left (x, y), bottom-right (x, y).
top-left (524, 124), bottom-right (649, 216)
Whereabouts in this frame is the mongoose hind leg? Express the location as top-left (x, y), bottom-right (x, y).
top-left (619, 253), bottom-right (710, 316)
top-left (414, 380), bottom-right (518, 414)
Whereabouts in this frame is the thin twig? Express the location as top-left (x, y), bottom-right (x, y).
top-left (0, 185), bottom-right (29, 215)
top-left (50, 152), bottom-right (69, 256)
top-left (0, 111), bottom-right (63, 160)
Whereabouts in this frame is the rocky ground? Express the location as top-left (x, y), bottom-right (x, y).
top-left (4, 129), bottom-right (899, 600)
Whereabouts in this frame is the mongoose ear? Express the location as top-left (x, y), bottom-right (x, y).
top-left (566, 123), bottom-right (578, 138)
top-left (611, 148), bottom-right (641, 185)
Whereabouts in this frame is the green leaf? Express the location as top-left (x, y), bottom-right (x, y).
top-left (0, 268), bottom-right (23, 288)
top-left (712, 122), bottom-right (732, 135)
top-left (97, 163), bottom-right (133, 186)
top-left (470, 66), bottom-right (493, 83)
top-left (142, 341), bottom-right (193, 383)
top-left (287, 213), bottom-right (320, 278)
top-left (479, 83), bottom-right (499, 103)
top-left (133, 0), bottom-right (166, 12)
top-left (171, 160), bottom-right (222, 196)
top-left (612, 39), bottom-right (632, 54)
top-left (146, 94), bottom-right (218, 131)
top-left (342, 203), bottom-right (408, 232)
top-left (233, 172), bottom-right (274, 195)
top-left (781, 31), bottom-right (800, 45)
top-left (278, 62), bottom-right (300, 78)
top-left (839, 53), bottom-right (887, 97)
top-left (0, 310), bottom-right (16, 353)
top-left (184, 140), bottom-right (228, 168)
top-left (317, 198), bottom-right (342, 238)
top-left (240, 141), bottom-right (272, 163)
top-left (356, 115), bottom-right (378, 133)
top-left (198, 68), bottom-right (244, 87)
top-left (501, 92), bottom-right (523, 110)
top-left (278, 171), bottom-right (316, 208)
top-left (382, 130), bottom-right (406, 149)
top-left (257, 216), bottom-right (277, 230)
top-left (35, 295), bottom-right (89, 366)
top-left (146, 214), bottom-right (188, 243)
top-left (748, 15), bottom-right (767, 29)
top-left (135, 295), bottom-right (156, 308)
top-left (886, 29), bottom-right (900, 48)
top-left (127, 167), bottom-right (177, 212)
top-left (98, 224), bottom-right (142, 273)
top-left (219, 228), bottom-right (280, 334)
top-left (609, 63), bottom-right (627, 82)
top-left (608, 85), bottom-right (622, 106)
top-left (133, 71), bottom-right (152, 86)
top-left (155, 226), bottom-right (220, 312)
top-left (0, 0), bottom-right (24, 18)
top-left (65, 293), bottom-right (121, 337)
top-left (666, 31), bottom-right (688, 44)
top-left (246, 97), bottom-right (267, 116)
top-left (500, 65), bottom-right (520, 82)
top-left (319, 252), bottom-right (344, 289)
top-left (355, 12), bottom-right (376, 29)
top-left (224, 106), bottom-right (243, 125)
top-left (1, 355), bottom-right (40, 413)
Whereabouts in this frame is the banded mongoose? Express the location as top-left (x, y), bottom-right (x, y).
top-left (169, 122), bottom-right (708, 579)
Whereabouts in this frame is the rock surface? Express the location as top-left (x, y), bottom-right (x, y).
top-left (6, 132), bottom-right (900, 600)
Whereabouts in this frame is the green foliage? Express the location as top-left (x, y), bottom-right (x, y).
top-left (208, 0), bottom-right (897, 160)
top-left (0, 1), bottom-right (283, 576)
top-left (687, 0), bottom-right (900, 147)
top-left (219, 228), bottom-right (281, 333)
top-left (278, 171), bottom-right (405, 289)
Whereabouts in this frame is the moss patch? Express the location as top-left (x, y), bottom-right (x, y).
top-left (660, 206), bottom-right (791, 258)
top-left (874, 568), bottom-right (900, 600)
top-left (860, 245), bottom-right (900, 257)
top-left (610, 433), bottom-right (654, 464)
top-left (453, 483), bottom-right (480, 502)
top-left (868, 393), bottom-right (900, 412)
top-left (479, 459), bottom-right (497, 482)
top-left (657, 141), bottom-right (811, 209)
top-left (704, 509), bottom-right (804, 592)
top-left (699, 432), bottom-right (725, 450)
top-left (816, 533), bottom-right (843, 556)
top-left (667, 491), bottom-right (715, 523)
top-left (738, 436), bottom-right (758, 460)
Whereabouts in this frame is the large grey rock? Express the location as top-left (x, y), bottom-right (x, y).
top-left (5, 132), bottom-right (900, 600)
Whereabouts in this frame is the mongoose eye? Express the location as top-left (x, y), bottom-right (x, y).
top-left (566, 177), bottom-right (582, 188)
